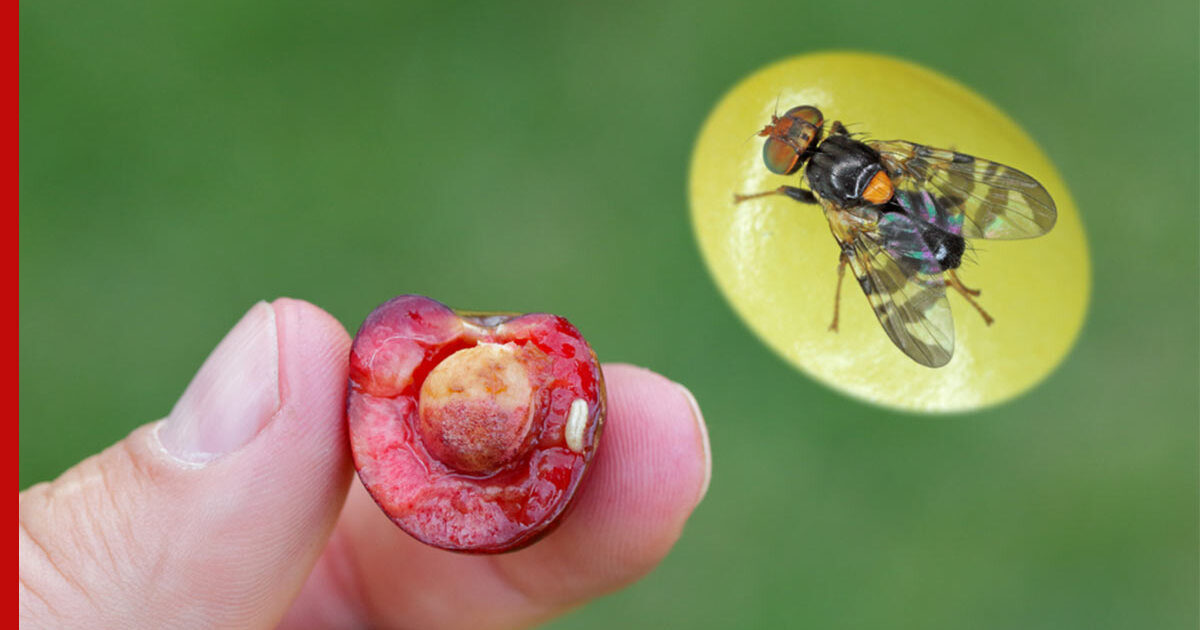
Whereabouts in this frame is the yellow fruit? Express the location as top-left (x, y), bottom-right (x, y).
top-left (689, 52), bottom-right (1090, 412)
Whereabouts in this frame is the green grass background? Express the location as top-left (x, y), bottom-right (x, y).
top-left (21, 1), bottom-right (1198, 627)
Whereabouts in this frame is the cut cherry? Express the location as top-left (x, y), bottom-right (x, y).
top-left (347, 295), bottom-right (606, 553)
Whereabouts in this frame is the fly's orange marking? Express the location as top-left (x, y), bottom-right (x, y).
top-left (862, 170), bottom-right (893, 204)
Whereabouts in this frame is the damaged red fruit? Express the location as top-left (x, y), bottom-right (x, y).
top-left (347, 295), bottom-right (606, 553)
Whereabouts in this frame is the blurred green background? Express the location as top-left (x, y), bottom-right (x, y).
top-left (20, 1), bottom-right (1198, 628)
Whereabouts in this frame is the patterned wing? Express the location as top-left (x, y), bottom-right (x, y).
top-left (834, 209), bottom-right (955, 367)
top-left (871, 140), bottom-right (1056, 240)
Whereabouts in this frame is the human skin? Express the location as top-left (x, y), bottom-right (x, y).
top-left (18, 298), bottom-right (711, 629)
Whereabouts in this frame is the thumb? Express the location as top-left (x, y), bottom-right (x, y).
top-left (20, 299), bottom-right (353, 628)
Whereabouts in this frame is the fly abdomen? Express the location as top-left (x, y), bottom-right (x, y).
top-left (921, 224), bottom-right (965, 271)
top-left (878, 212), bottom-right (965, 274)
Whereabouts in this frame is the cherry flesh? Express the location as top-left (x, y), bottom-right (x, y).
top-left (347, 295), bottom-right (605, 553)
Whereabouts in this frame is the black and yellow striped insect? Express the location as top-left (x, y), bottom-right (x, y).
top-left (735, 105), bottom-right (1056, 367)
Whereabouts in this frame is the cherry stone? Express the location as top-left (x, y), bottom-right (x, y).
top-left (418, 343), bottom-right (537, 474)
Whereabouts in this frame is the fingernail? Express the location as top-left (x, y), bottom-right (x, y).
top-left (675, 382), bottom-right (711, 507)
top-left (157, 302), bottom-right (281, 464)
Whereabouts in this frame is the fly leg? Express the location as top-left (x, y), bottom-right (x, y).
top-left (948, 269), bottom-right (982, 296)
top-left (829, 248), bottom-right (851, 332)
top-left (946, 269), bottom-right (994, 325)
top-left (733, 186), bottom-right (818, 205)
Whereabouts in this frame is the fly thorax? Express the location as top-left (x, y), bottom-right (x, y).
top-left (806, 135), bottom-right (885, 207)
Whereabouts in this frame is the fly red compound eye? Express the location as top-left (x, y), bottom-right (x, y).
top-left (346, 295), bottom-right (605, 553)
top-left (785, 105), bottom-right (823, 130)
top-left (761, 105), bottom-right (824, 175)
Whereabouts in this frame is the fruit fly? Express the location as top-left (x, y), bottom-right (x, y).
top-left (735, 105), bottom-right (1056, 367)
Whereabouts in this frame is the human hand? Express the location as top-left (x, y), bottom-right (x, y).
top-left (19, 299), bottom-right (712, 629)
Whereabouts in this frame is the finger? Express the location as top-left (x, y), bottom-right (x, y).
top-left (280, 363), bottom-right (711, 630)
top-left (20, 299), bottom-right (354, 628)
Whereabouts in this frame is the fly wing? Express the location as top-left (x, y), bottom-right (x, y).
top-left (872, 140), bottom-right (1056, 240)
top-left (834, 209), bottom-right (955, 367)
